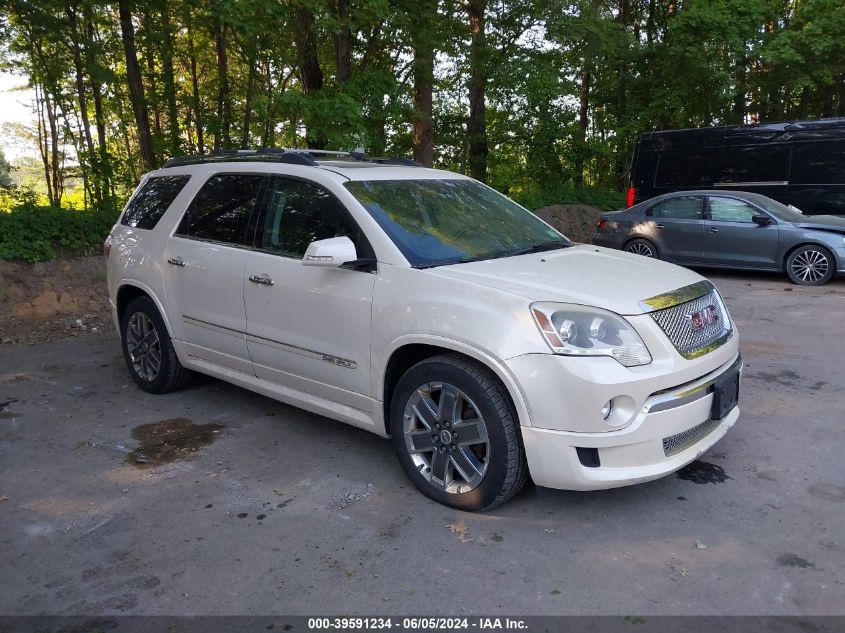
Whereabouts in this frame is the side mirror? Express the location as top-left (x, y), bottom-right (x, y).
top-left (752, 214), bottom-right (773, 226)
top-left (302, 236), bottom-right (357, 268)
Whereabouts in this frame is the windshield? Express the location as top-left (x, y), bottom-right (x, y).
top-left (344, 179), bottom-right (569, 267)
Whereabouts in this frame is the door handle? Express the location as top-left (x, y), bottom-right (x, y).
top-left (654, 224), bottom-right (664, 229)
top-left (248, 274), bottom-right (274, 286)
top-left (167, 256), bottom-right (186, 267)
top-left (708, 228), bottom-right (719, 233)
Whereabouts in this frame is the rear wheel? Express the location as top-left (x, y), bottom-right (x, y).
top-left (624, 238), bottom-right (658, 258)
top-left (389, 354), bottom-right (528, 511)
top-left (120, 296), bottom-right (191, 393)
top-left (786, 245), bottom-right (835, 286)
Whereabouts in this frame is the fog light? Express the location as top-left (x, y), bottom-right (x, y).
top-left (601, 400), bottom-right (613, 420)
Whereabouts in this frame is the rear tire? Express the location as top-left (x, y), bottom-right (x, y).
top-left (786, 245), bottom-right (835, 286)
top-left (624, 238), bottom-right (659, 259)
top-left (120, 296), bottom-right (191, 393)
top-left (389, 354), bottom-right (528, 511)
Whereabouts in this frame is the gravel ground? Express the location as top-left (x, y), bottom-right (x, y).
top-left (0, 270), bottom-right (843, 617)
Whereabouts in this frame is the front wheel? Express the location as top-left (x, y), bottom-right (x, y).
top-left (389, 354), bottom-right (528, 511)
top-left (786, 245), bottom-right (835, 286)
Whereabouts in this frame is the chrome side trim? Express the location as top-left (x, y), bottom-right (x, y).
top-left (713, 181), bottom-right (788, 187)
top-left (638, 280), bottom-right (714, 313)
top-left (183, 315), bottom-right (357, 369)
top-left (643, 354), bottom-right (742, 415)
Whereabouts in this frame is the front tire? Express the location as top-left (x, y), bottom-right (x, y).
top-left (624, 238), bottom-right (659, 258)
top-left (389, 354), bottom-right (528, 511)
top-left (120, 296), bottom-right (191, 393)
top-left (786, 245), bottom-right (835, 286)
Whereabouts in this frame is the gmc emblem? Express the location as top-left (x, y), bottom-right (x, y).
top-left (686, 304), bottom-right (719, 331)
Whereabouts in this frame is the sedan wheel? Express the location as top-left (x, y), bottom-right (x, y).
top-left (624, 239), bottom-right (657, 258)
top-left (786, 246), bottom-right (835, 286)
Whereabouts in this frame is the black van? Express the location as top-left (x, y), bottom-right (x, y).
top-left (628, 118), bottom-right (845, 216)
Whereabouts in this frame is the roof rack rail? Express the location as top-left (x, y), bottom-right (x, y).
top-left (161, 148), bottom-right (421, 169)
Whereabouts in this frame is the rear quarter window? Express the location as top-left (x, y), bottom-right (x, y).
top-left (120, 175), bottom-right (191, 230)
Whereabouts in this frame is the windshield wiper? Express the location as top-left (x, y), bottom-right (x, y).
top-left (504, 240), bottom-right (570, 257)
top-left (416, 255), bottom-right (487, 269)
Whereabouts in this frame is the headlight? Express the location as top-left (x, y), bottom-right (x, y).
top-left (531, 303), bottom-right (652, 367)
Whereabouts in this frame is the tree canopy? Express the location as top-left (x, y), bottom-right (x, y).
top-left (0, 0), bottom-right (843, 209)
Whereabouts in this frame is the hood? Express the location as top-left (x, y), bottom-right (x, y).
top-left (790, 214), bottom-right (845, 234)
top-left (429, 245), bottom-right (704, 315)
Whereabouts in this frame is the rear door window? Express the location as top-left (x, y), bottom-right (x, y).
top-left (176, 174), bottom-right (267, 246)
top-left (708, 197), bottom-right (760, 223)
top-left (121, 175), bottom-right (190, 230)
top-left (647, 196), bottom-right (703, 220)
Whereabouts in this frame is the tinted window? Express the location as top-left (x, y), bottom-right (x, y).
top-left (261, 178), bottom-right (364, 258)
top-left (177, 174), bottom-right (266, 245)
top-left (720, 144), bottom-right (790, 183)
top-left (345, 179), bottom-right (568, 268)
top-left (654, 148), bottom-right (721, 188)
top-left (708, 197), bottom-right (760, 223)
top-left (121, 175), bottom-right (190, 229)
top-left (648, 196), bottom-right (703, 220)
top-left (790, 141), bottom-right (845, 184)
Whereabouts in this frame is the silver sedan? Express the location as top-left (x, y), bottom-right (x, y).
top-left (592, 190), bottom-right (845, 285)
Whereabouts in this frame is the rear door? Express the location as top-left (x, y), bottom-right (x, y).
top-left (644, 195), bottom-right (705, 262)
top-left (163, 173), bottom-right (267, 373)
top-left (703, 196), bottom-right (779, 269)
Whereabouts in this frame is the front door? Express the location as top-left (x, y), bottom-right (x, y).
top-left (243, 176), bottom-right (376, 411)
top-left (703, 196), bottom-right (780, 269)
top-left (163, 172), bottom-right (268, 373)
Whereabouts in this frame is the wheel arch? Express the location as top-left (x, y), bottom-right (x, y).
top-left (115, 280), bottom-right (175, 338)
top-left (782, 241), bottom-right (837, 273)
top-left (379, 335), bottom-right (532, 436)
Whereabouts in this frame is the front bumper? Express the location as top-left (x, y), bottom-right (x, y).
top-left (506, 325), bottom-right (741, 491)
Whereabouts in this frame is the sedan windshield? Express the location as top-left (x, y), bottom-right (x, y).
top-left (344, 179), bottom-right (569, 267)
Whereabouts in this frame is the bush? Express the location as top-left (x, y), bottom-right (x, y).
top-left (0, 201), bottom-right (121, 263)
top-left (509, 184), bottom-right (624, 212)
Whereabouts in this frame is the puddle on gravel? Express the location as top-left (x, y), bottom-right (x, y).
top-left (126, 418), bottom-right (225, 468)
top-left (676, 460), bottom-right (732, 484)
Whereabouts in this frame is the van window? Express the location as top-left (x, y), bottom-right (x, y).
top-left (177, 174), bottom-right (266, 245)
top-left (121, 175), bottom-right (190, 230)
top-left (720, 144), bottom-right (790, 183)
top-left (654, 149), bottom-right (721, 188)
top-left (647, 196), bottom-right (703, 220)
top-left (790, 141), bottom-right (845, 184)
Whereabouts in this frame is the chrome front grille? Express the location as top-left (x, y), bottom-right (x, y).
top-left (649, 289), bottom-right (731, 359)
top-left (663, 417), bottom-right (720, 456)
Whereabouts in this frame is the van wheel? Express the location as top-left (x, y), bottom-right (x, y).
top-left (786, 245), bottom-right (835, 286)
top-left (389, 354), bottom-right (528, 511)
top-left (120, 296), bottom-right (191, 393)
top-left (624, 238), bottom-right (659, 258)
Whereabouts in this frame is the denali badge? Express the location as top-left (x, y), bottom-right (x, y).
top-left (686, 304), bottom-right (719, 330)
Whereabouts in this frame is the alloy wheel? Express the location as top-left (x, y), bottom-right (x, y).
top-left (626, 242), bottom-right (654, 257)
top-left (126, 312), bottom-right (162, 382)
top-left (790, 249), bottom-right (829, 284)
top-left (403, 382), bottom-right (490, 494)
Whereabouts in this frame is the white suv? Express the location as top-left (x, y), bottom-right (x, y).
top-left (105, 149), bottom-right (741, 511)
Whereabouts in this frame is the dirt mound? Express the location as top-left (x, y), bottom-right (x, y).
top-left (0, 256), bottom-right (113, 344)
top-left (533, 204), bottom-right (604, 243)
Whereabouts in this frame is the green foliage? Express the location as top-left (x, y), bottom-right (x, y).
top-left (0, 148), bottom-right (11, 188)
top-left (509, 185), bottom-right (624, 212)
top-left (0, 199), bottom-right (120, 263)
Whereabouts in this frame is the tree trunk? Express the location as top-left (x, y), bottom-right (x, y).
top-left (35, 83), bottom-right (55, 206)
top-left (333, 0), bottom-right (352, 84)
top-left (64, 0), bottom-right (99, 202)
top-left (84, 4), bottom-right (112, 199)
top-left (575, 66), bottom-right (590, 188)
top-left (185, 12), bottom-right (204, 154)
top-left (118, 0), bottom-right (156, 171)
top-left (411, 1), bottom-right (436, 167)
top-left (161, 7), bottom-right (180, 157)
top-left (294, 4), bottom-right (326, 148)
top-left (466, 0), bottom-right (488, 182)
top-left (214, 14), bottom-right (231, 150)
top-left (241, 59), bottom-right (256, 148)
